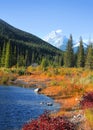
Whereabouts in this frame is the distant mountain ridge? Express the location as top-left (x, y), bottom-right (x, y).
top-left (44, 29), bottom-right (89, 51)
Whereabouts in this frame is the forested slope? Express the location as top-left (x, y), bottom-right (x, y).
top-left (0, 19), bottom-right (63, 67)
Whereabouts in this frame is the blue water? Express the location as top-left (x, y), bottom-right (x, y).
top-left (0, 86), bottom-right (60, 130)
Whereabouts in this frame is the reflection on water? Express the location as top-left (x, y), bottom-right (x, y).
top-left (0, 86), bottom-right (60, 130)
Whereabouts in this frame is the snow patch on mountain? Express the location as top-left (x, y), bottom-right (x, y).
top-left (73, 41), bottom-right (88, 48)
top-left (44, 29), bottom-right (63, 48)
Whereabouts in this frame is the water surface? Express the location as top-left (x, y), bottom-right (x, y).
top-left (0, 86), bottom-right (60, 130)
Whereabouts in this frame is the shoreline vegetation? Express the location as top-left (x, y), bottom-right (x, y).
top-left (0, 66), bottom-right (93, 129)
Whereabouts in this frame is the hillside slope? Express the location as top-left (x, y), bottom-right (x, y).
top-left (0, 19), bottom-right (63, 67)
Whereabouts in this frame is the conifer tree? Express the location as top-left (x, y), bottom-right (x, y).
top-left (32, 52), bottom-right (35, 63)
top-left (5, 41), bottom-right (11, 68)
top-left (12, 46), bottom-right (17, 66)
top-left (77, 37), bottom-right (85, 67)
top-left (85, 43), bottom-right (93, 69)
top-left (64, 34), bottom-right (74, 67)
top-left (41, 58), bottom-right (49, 71)
top-left (59, 56), bottom-right (63, 66)
top-left (17, 55), bottom-right (25, 67)
top-left (0, 47), bottom-right (2, 66)
top-left (25, 50), bottom-right (28, 66)
top-left (1, 42), bottom-right (6, 67)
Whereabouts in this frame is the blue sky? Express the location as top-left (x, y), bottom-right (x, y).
top-left (0, 0), bottom-right (93, 41)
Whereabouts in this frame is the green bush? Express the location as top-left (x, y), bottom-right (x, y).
top-left (18, 69), bottom-right (25, 75)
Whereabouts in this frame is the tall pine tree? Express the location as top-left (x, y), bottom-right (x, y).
top-left (12, 46), bottom-right (17, 66)
top-left (64, 34), bottom-right (74, 67)
top-left (1, 42), bottom-right (6, 67)
top-left (85, 43), bottom-right (93, 69)
top-left (77, 37), bottom-right (85, 67)
top-left (5, 41), bottom-right (11, 68)
top-left (0, 46), bottom-right (2, 66)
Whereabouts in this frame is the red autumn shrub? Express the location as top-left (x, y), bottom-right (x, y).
top-left (22, 112), bottom-right (75, 130)
top-left (80, 92), bottom-right (93, 109)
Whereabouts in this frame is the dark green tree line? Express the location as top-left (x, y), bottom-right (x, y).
top-left (0, 34), bottom-right (93, 69)
top-left (0, 36), bottom-right (62, 68)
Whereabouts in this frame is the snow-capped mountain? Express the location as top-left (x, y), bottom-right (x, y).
top-left (44, 29), bottom-right (68, 50)
top-left (43, 29), bottom-right (89, 51)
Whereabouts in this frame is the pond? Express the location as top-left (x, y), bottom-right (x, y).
top-left (0, 86), bottom-right (60, 130)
